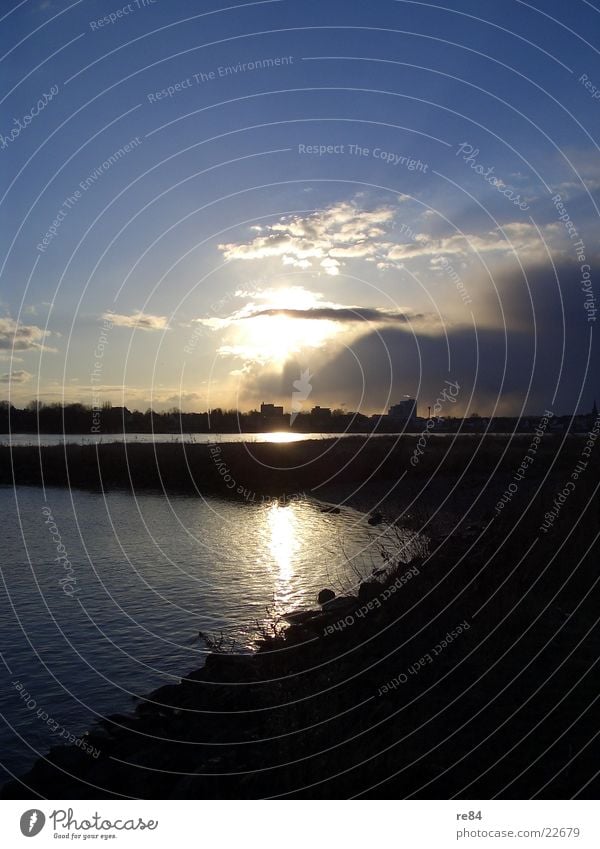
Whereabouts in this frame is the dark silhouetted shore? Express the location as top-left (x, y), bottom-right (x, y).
top-left (2, 433), bottom-right (599, 798)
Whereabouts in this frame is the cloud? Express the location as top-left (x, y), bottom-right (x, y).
top-left (0, 369), bottom-right (33, 384)
top-left (196, 286), bottom-right (427, 330)
top-left (547, 146), bottom-right (600, 199)
top-left (386, 223), bottom-right (547, 263)
top-left (25, 382), bottom-right (206, 412)
top-left (0, 317), bottom-right (54, 352)
top-left (218, 201), bottom-right (396, 275)
top-left (103, 311), bottom-right (169, 331)
top-left (247, 306), bottom-right (422, 324)
top-left (218, 200), bottom-right (562, 276)
top-left (163, 392), bottom-right (205, 405)
top-left (233, 259), bottom-right (600, 415)
top-left (192, 282), bottom-right (443, 372)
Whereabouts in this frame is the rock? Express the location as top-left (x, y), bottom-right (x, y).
top-left (99, 713), bottom-right (138, 733)
top-left (300, 612), bottom-right (333, 633)
top-left (254, 636), bottom-right (285, 652)
top-left (142, 685), bottom-right (184, 711)
top-left (318, 588), bottom-right (336, 606)
top-left (81, 728), bottom-right (112, 746)
top-left (368, 512), bottom-right (384, 526)
top-left (284, 624), bottom-right (315, 644)
top-left (47, 744), bottom-right (87, 770)
top-left (202, 653), bottom-right (258, 683)
top-left (182, 668), bottom-right (206, 684)
top-left (358, 581), bottom-right (380, 602)
top-left (322, 595), bottom-right (358, 612)
top-left (283, 608), bottom-right (321, 624)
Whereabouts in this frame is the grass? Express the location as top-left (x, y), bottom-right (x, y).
top-left (0, 434), bottom-right (593, 498)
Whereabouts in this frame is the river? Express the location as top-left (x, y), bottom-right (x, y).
top-left (0, 484), bottom-right (421, 783)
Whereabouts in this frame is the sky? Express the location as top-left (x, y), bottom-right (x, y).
top-left (1, 0), bottom-right (599, 417)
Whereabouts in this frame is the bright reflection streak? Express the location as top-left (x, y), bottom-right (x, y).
top-left (264, 431), bottom-right (306, 444)
top-left (267, 503), bottom-right (299, 595)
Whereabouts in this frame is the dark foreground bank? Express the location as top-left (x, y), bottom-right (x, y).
top-left (0, 433), bottom-right (593, 496)
top-left (2, 438), bottom-right (600, 798)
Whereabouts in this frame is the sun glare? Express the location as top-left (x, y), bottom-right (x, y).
top-left (225, 286), bottom-right (342, 365)
top-left (267, 501), bottom-right (299, 585)
top-left (265, 432), bottom-right (306, 443)
top-left (240, 314), bottom-right (338, 364)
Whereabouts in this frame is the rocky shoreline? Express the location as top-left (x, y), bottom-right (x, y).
top-left (1, 540), bottom-right (472, 798)
top-left (4, 484), bottom-right (600, 798)
top-left (3, 438), bottom-right (600, 798)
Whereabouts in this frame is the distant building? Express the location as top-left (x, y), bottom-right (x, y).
top-left (311, 406), bottom-right (332, 417)
top-left (388, 398), bottom-right (416, 421)
top-left (260, 402), bottom-right (284, 416)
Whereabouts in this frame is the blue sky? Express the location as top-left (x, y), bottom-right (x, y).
top-left (1, 0), bottom-right (599, 416)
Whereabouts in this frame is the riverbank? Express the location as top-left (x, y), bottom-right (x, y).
top-left (0, 433), bottom-right (588, 497)
top-left (1, 435), bottom-right (592, 546)
top-left (3, 450), bottom-right (599, 798)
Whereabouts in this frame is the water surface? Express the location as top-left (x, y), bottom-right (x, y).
top-left (0, 485), bottom-right (420, 782)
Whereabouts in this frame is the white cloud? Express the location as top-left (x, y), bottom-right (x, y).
top-left (192, 283), bottom-right (437, 369)
top-left (217, 200), bottom-right (556, 275)
top-left (386, 223), bottom-right (551, 263)
top-left (218, 201), bottom-right (396, 275)
top-left (0, 317), bottom-right (55, 352)
top-left (0, 369), bottom-right (33, 384)
top-left (103, 311), bottom-right (169, 331)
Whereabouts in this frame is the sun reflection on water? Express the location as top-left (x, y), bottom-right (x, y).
top-left (266, 502), bottom-right (300, 605)
top-left (262, 431), bottom-right (307, 444)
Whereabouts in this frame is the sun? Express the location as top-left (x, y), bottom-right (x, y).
top-left (235, 314), bottom-right (338, 364)
top-left (221, 286), bottom-right (342, 365)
